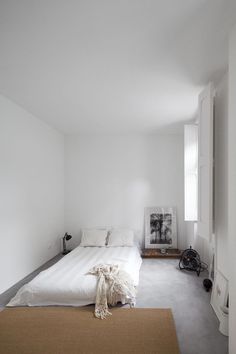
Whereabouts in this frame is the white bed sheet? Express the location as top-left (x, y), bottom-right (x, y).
top-left (7, 246), bottom-right (142, 307)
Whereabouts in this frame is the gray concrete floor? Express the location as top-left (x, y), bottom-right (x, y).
top-left (0, 256), bottom-right (228, 354)
top-left (136, 259), bottom-right (228, 354)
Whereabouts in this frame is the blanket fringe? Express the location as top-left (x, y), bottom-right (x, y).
top-left (88, 264), bottom-right (136, 319)
top-left (94, 306), bottom-right (112, 319)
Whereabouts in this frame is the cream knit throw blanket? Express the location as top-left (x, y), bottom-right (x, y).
top-left (88, 264), bottom-right (136, 319)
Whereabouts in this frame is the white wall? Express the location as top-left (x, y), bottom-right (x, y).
top-left (65, 134), bottom-right (186, 249)
top-left (228, 25), bottom-right (236, 354)
top-left (214, 73), bottom-right (229, 279)
top-left (0, 95), bottom-right (64, 294)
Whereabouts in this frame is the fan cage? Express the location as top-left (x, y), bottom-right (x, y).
top-left (179, 247), bottom-right (207, 276)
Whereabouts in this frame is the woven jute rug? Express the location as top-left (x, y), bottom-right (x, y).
top-left (0, 307), bottom-right (180, 354)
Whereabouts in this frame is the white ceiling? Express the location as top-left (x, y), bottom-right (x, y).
top-left (0, 0), bottom-right (236, 134)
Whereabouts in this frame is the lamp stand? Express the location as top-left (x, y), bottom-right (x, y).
top-left (62, 232), bottom-right (72, 255)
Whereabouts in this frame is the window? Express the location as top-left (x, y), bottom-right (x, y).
top-left (184, 124), bottom-right (198, 221)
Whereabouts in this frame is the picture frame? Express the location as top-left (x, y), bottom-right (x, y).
top-left (145, 207), bottom-right (177, 249)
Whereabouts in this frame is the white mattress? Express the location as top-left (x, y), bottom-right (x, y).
top-left (7, 246), bottom-right (142, 307)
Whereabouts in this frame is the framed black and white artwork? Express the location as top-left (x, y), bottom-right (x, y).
top-left (145, 207), bottom-right (177, 249)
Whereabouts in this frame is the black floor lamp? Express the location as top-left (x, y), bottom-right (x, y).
top-left (62, 232), bottom-right (72, 255)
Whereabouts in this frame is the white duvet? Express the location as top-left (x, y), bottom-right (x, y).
top-left (7, 246), bottom-right (142, 307)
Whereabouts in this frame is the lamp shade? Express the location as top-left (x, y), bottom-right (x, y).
top-left (65, 233), bottom-right (72, 241)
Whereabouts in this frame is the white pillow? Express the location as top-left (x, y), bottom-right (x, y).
top-left (80, 229), bottom-right (108, 247)
top-left (107, 229), bottom-right (134, 247)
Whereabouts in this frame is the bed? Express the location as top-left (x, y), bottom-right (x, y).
top-left (7, 245), bottom-right (142, 307)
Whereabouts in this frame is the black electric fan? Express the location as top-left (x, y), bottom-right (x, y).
top-left (179, 246), bottom-right (207, 276)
